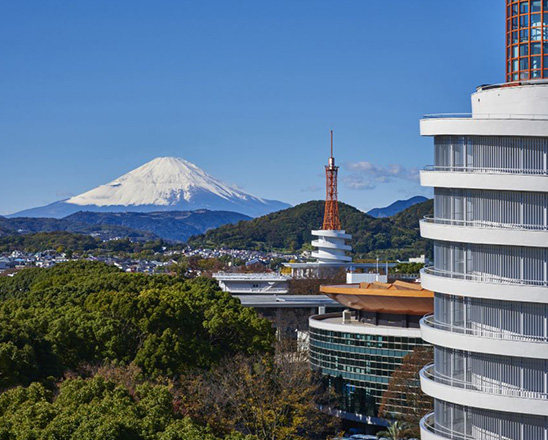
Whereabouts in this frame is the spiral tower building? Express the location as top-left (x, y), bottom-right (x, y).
top-left (419, 2), bottom-right (548, 439)
top-left (311, 131), bottom-right (352, 265)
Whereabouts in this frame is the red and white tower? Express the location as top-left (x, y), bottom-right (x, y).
top-left (311, 131), bottom-right (352, 265)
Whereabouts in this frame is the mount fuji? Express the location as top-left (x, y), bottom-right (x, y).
top-left (10, 157), bottom-right (290, 218)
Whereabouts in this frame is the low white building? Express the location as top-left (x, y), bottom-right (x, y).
top-left (213, 272), bottom-right (290, 294)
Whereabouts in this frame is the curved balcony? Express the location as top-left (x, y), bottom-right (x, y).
top-left (420, 364), bottom-right (548, 416)
top-left (420, 169), bottom-right (548, 192)
top-left (420, 315), bottom-right (548, 358)
top-left (424, 165), bottom-right (548, 175)
top-left (420, 412), bottom-right (471, 440)
top-left (420, 216), bottom-right (548, 247)
top-left (310, 250), bottom-right (352, 262)
top-left (310, 240), bottom-right (352, 251)
top-left (421, 268), bottom-right (548, 304)
top-left (420, 115), bottom-right (548, 137)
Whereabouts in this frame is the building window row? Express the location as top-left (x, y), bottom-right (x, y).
top-left (433, 241), bottom-right (548, 286)
top-left (433, 399), bottom-right (548, 440)
top-left (433, 135), bottom-right (548, 174)
top-left (433, 188), bottom-right (548, 230)
top-left (433, 293), bottom-right (548, 342)
top-left (433, 347), bottom-right (548, 399)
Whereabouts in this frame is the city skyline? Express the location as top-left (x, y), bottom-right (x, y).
top-left (1, 1), bottom-right (502, 216)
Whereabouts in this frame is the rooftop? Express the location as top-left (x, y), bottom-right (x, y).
top-left (320, 281), bottom-right (433, 316)
top-left (234, 294), bottom-right (344, 309)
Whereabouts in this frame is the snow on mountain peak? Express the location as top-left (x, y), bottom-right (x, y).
top-left (67, 156), bottom-right (263, 207)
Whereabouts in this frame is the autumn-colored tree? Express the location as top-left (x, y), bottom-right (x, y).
top-left (288, 268), bottom-right (346, 295)
top-left (177, 345), bottom-right (337, 440)
top-left (378, 346), bottom-right (433, 438)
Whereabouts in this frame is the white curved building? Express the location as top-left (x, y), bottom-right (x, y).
top-left (310, 229), bottom-right (352, 264)
top-left (418, 80), bottom-right (548, 439)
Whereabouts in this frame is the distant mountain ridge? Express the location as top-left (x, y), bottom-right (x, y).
top-left (189, 199), bottom-right (434, 259)
top-left (10, 157), bottom-right (290, 218)
top-left (65, 210), bottom-right (250, 242)
top-left (0, 210), bottom-right (251, 242)
top-left (367, 196), bottom-right (429, 218)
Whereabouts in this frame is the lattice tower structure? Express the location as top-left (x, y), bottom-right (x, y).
top-left (322, 130), bottom-right (341, 231)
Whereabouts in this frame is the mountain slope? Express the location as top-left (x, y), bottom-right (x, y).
top-left (367, 196), bottom-right (429, 218)
top-left (65, 210), bottom-right (251, 242)
top-left (188, 200), bottom-right (433, 259)
top-left (10, 157), bottom-right (290, 218)
top-left (0, 217), bottom-right (158, 242)
top-left (0, 210), bottom-right (250, 243)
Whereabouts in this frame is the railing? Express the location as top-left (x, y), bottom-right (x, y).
top-left (228, 287), bottom-right (289, 294)
top-left (423, 112), bottom-right (548, 121)
top-left (422, 364), bottom-right (548, 401)
top-left (421, 412), bottom-right (474, 440)
top-left (423, 165), bottom-right (548, 175)
top-left (421, 314), bottom-right (548, 344)
top-left (422, 267), bottom-right (548, 287)
top-left (421, 215), bottom-right (548, 232)
top-left (213, 272), bottom-right (290, 280)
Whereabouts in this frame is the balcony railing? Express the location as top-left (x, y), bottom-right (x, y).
top-left (422, 216), bottom-right (548, 232)
top-left (422, 267), bottom-right (548, 287)
top-left (423, 165), bottom-right (548, 175)
top-left (423, 112), bottom-right (548, 121)
top-left (421, 412), bottom-right (474, 440)
top-left (422, 364), bottom-right (548, 401)
top-left (421, 314), bottom-right (548, 344)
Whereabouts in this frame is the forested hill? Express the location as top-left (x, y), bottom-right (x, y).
top-left (188, 200), bottom-right (433, 259)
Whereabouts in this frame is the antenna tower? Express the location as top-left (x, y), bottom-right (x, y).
top-left (322, 130), bottom-right (341, 230)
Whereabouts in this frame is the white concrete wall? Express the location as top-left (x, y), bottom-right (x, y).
top-left (472, 83), bottom-right (548, 116)
top-left (346, 273), bottom-right (388, 284)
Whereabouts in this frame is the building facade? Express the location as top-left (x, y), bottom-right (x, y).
top-left (213, 272), bottom-right (290, 294)
top-left (418, 11), bottom-right (548, 436)
top-left (309, 281), bottom-right (433, 426)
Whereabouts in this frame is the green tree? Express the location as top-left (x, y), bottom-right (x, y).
top-left (377, 421), bottom-right (411, 440)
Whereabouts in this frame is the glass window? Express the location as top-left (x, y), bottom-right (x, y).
top-left (520, 71), bottom-right (530, 79)
top-left (544, 69), bottom-right (548, 76)
top-left (532, 27), bottom-right (542, 40)
top-left (521, 28), bottom-right (531, 41)
top-left (532, 42), bottom-right (542, 54)
top-left (532, 70), bottom-right (542, 77)
top-left (520, 15), bottom-right (529, 28)
top-left (532, 56), bottom-right (542, 68)
top-left (521, 58), bottom-right (530, 69)
top-left (521, 43), bottom-right (530, 55)
top-left (532, 0), bottom-right (542, 12)
top-left (521, 1), bottom-right (530, 13)
top-left (513, 31), bottom-right (519, 43)
top-left (532, 13), bottom-right (543, 26)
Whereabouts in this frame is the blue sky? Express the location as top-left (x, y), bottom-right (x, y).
top-left (0, 0), bottom-right (503, 215)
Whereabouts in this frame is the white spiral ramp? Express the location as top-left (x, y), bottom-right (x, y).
top-left (310, 230), bottom-right (352, 264)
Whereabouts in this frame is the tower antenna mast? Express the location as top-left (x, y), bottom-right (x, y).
top-left (322, 130), bottom-right (341, 230)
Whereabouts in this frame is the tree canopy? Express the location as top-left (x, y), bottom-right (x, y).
top-left (0, 261), bottom-right (274, 389)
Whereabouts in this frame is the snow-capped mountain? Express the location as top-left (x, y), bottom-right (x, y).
top-left (10, 157), bottom-right (290, 218)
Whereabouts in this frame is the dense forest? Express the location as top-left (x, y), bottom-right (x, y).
top-left (189, 200), bottom-right (433, 259)
top-left (0, 262), bottom-right (334, 439)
